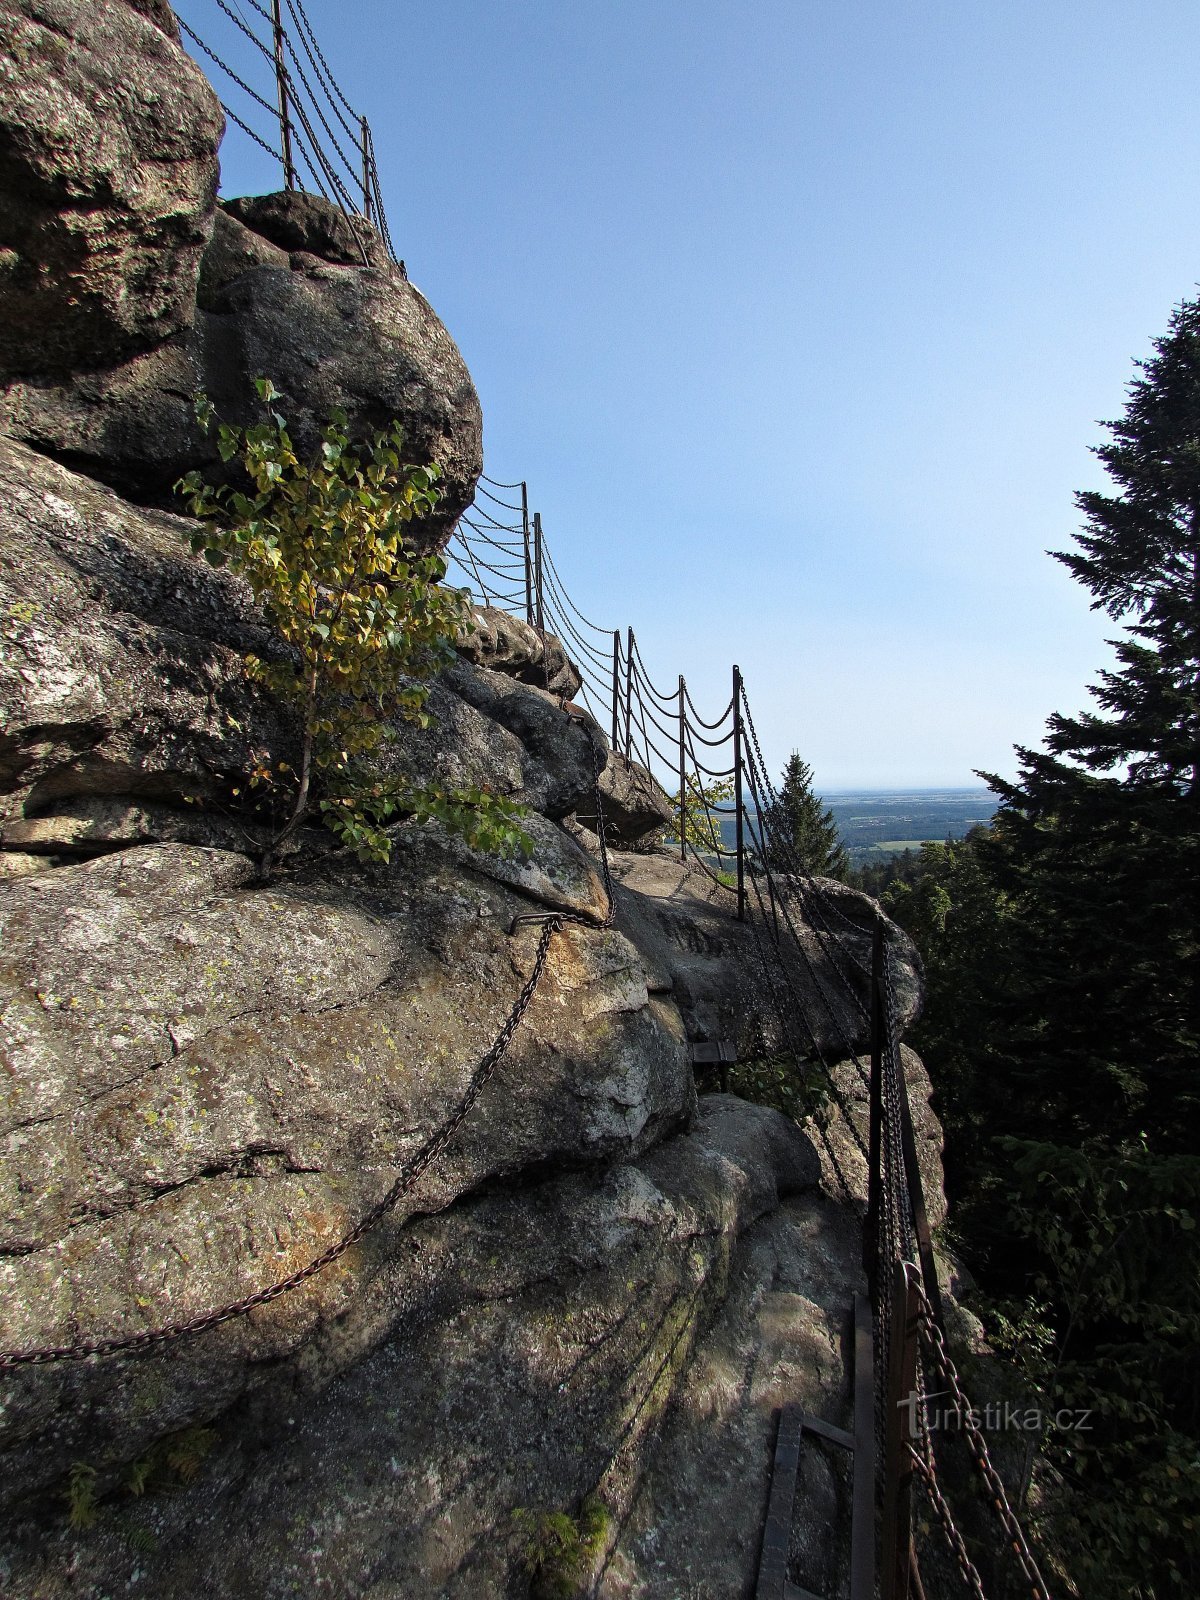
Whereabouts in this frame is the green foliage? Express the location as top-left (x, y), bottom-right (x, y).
top-left (177, 381), bottom-right (530, 864)
top-left (513, 1497), bottom-right (609, 1598)
top-left (66, 1462), bottom-right (98, 1531)
top-left (722, 1051), bottom-right (828, 1123)
top-left (764, 753), bottom-right (848, 879)
top-left (667, 775), bottom-right (735, 857)
top-left (126, 1424), bottom-right (217, 1497)
top-left (892, 294), bottom-right (1200, 1599)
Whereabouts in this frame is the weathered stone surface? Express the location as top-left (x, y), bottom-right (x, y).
top-left (808, 1044), bottom-right (947, 1230)
top-left (221, 191), bottom-right (389, 270)
top-left (0, 794), bottom-right (319, 859)
top-left (1, 196), bottom-right (483, 545)
top-left (195, 205), bottom-right (290, 310)
top-left (0, 0), bottom-right (222, 378)
top-left (0, 439), bottom-right (601, 833)
top-left (606, 1178), bottom-right (865, 1599)
top-left (456, 603), bottom-right (582, 699)
top-left (0, 436), bottom-right (296, 825)
top-left (0, 837), bottom-right (694, 1508)
top-left (441, 659), bottom-right (604, 817)
top-left (577, 749), bottom-right (675, 847)
top-left (0, 1096), bottom-right (825, 1598)
top-left (606, 849), bottom-right (922, 1061)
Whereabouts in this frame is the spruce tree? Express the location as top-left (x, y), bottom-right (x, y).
top-left (952, 297), bottom-right (1200, 1597)
top-left (765, 753), bottom-right (848, 878)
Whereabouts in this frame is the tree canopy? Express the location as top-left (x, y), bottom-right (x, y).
top-left (888, 296), bottom-right (1200, 1599)
top-left (763, 753), bottom-right (848, 879)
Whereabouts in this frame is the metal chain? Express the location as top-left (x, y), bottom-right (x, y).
top-left (908, 1436), bottom-right (990, 1600)
top-left (909, 1274), bottom-right (1054, 1600)
top-left (1, 721), bottom-right (617, 1371)
top-left (0, 917), bottom-right (561, 1369)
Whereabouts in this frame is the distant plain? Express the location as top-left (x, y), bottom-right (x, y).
top-left (720, 787), bottom-right (998, 864)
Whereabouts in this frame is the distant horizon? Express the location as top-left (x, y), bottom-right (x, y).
top-left (818, 784), bottom-right (996, 796)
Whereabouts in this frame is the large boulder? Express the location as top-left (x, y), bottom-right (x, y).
top-left (0, 198), bottom-right (483, 546)
top-left (455, 604), bottom-right (583, 699)
top-left (0, 1096), bottom-right (826, 1597)
top-left (0, 438), bottom-right (591, 836)
top-left (0, 835), bottom-right (694, 1509)
top-left (0, 0), bottom-right (222, 378)
top-left (577, 749), bottom-right (675, 846)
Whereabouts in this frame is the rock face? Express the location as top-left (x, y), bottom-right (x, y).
top-left (0, 832), bottom-right (693, 1510)
top-left (579, 749), bottom-right (676, 847)
top-left (0, 0), bottom-right (223, 378)
top-left (0, 196), bottom-right (483, 546)
top-left (0, 438), bottom-right (591, 834)
top-left (455, 603), bottom-right (583, 699)
top-left (0, 1098), bottom-right (834, 1599)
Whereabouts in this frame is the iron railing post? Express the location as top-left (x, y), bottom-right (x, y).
top-left (521, 484), bottom-right (533, 625)
top-left (624, 627), bottom-right (633, 760)
top-left (271, 0), bottom-right (295, 190)
top-left (865, 920), bottom-right (885, 1294)
top-left (850, 1293), bottom-right (878, 1600)
top-left (881, 1263), bottom-right (920, 1600)
top-left (678, 675), bottom-right (687, 863)
top-left (532, 512), bottom-right (544, 632)
top-left (361, 116), bottom-right (372, 219)
top-left (732, 664), bottom-right (745, 920)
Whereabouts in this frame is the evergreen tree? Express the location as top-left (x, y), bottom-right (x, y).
top-left (892, 298), bottom-right (1200, 1599)
top-left (764, 753), bottom-right (848, 878)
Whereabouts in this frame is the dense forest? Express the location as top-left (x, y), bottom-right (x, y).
top-left (873, 299), bottom-right (1200, 1599)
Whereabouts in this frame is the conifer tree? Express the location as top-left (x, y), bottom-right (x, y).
top-left (764, 753), bottom-right (848, 878)
top-left (936, 296), bottom-right (1200, 1597)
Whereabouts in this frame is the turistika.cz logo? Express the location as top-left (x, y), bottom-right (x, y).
top-left (898, 1391), bottom-right (1093, 1433)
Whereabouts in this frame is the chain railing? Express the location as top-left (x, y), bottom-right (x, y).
top-left (174, 0), bottom-right (401, 268)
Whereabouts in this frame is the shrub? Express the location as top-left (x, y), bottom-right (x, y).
top-left (177, 381), bottom-right (529, 867)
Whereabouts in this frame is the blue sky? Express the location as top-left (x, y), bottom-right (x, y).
top-left (175, 0), bottom-right (1200, 788)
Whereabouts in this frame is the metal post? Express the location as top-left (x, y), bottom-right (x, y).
top-left (624, 627), bottom-right (633, 760)
top-left (532, 512), bottom-right (544, 632)
top-left (865, 920), bottom-right (885, 1293)
top-left (520, 485), bottom-right (533, 626)
top-left (271, 0), bottom-right (295, 190)
top-left (850, 1292), bottom-right (878, 1600)
top-left (610, 631), bottom-right (621, 749)
top-left (678, 675), bottom-right (687, 863)
top-left (897, 1043), bottom-right (946, 1330)
top-left (732, 664), bottom-right (745, 921)
top-left (361, 117), bottom-right (373, 220)
top-left (881, 1263), bottom-right (920, 1600)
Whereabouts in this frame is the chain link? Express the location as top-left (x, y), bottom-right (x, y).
top-left (908, 1270), bottom-right (1054, 1600)
top-left (908, 1436), bottom-right (990, 1600)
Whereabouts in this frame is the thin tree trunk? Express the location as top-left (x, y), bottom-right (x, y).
top-left (260, 665), bottom-right (318, 876)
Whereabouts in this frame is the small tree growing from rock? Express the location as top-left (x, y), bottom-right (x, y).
top-left (178, 379), bottom-right (528, 867)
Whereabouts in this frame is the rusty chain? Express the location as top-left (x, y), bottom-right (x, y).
top-left (907, 1437), bottom-right (990, 1600)
top-left (1, 719), bottom-right (615, 1372)
top-left (906, 1266), bottom-right (1054, 1600)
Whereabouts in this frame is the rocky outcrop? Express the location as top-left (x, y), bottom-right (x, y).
top-left (0, 194), bottom-right (482, 544)
top-left (0, 19), bottom-right (945, 1596)
top-left (0, 1097), bottom-right (830, 1599)
top-left (0, 209), bottom-right (482, 546)
top-left (0, 438), bottom-right (593, 834)
top-left (455, 603), bottom-right (583, 699)
top-left (0, 5), bottom-right (480, 546)
top-left (0, 0), bottom-right (222, 380)
top-left (608, 848), bottom-right (921, 1058)
top-left (578, 748), bottom-right (675, 847)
